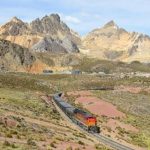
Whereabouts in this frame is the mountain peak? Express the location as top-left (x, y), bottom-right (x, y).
top-left (50, 13), bottom-right (60, 22)
top-left (10, 17), bottom-right (23, 23)
top-left (104, 20), bottom-right (118, 29)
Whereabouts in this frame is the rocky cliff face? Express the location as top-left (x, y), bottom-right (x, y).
top-left (81, 21), bottom-right (150, 62)
top-left (31, 37), bottom-right (67, 53)
top-left (0, 39), bottom-right (35, 72)
top-left (31, 37), bottom-right (79, 53)
top-left (0, 38), bottom-right (80, 73)
top-left (30, 14), bottom-right (70, 36)
top-left (0, 14), bottom-right (80, 53)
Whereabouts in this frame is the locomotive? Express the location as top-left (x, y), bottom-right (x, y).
top-left (53, 93), bottom-right (100, 133)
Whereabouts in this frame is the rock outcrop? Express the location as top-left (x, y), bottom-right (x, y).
top-left (0, 17), bottom-right (29, 36)
top-left (0, 39), bottom-right (35, 72)
top-left (31, 36), bottom-right (79, 53)
top-left (31, 37), bottom-right (67, 53)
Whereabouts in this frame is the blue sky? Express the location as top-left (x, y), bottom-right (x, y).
top-left (0, 0), bottom-right (150, 35)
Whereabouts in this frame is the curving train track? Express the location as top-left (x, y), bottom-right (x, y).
top-left (93, 134), bottom-right (133, 150)
top-left (49, 94), bottom-right (134, 150)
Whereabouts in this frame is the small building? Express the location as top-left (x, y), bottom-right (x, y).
top-left (43, 70), bottom-right (53, 74)
top-left (71, 70), bottom-right (82, 75)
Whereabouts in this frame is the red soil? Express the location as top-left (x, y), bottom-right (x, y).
top-left (67, 91), bottom-right (142, 150)
top-left (76, 96), bottom-right (125, 118)
top-left (0, 117), bottom-right (17, 127)
top-left (56, 141), bottom-right (95, 150)
top-left (106, 119), bottom-right (139, 132)
top-left (144, 87), bottom-right (150, 93)
top-left (115, 85), bottom-right (142, 94)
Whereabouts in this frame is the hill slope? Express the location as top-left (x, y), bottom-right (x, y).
top-left (81, 21), bottom-right (150, 62)
top-left (0, 38), bottom-right (81, 73)
top-left (0, 39), bottom-right (35, 72)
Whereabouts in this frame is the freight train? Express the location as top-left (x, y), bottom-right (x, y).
top-left (53, 93), bottom-right (100, 133)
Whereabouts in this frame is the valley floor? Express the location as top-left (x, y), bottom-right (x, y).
top-left (0, 72), bottom-right (150, 149)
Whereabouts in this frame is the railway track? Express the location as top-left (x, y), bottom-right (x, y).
top-left (93, 134), bottom-right (133, 150)
top-left (48, 94), bottom-right (134, 150)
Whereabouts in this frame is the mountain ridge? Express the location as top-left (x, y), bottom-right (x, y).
top-left (81, 21), bottom-right (150, 62)
top-left (0, 14), bottom-right (150, 73)
top-left (0, 14), bottom-right (80, 53)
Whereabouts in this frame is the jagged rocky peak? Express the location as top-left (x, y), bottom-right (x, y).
top-left (0, 16), bottom-right (28, 36)
top-left (10, 16), bottom-right (23, 23)
top-left (30, 13), bottom-right (70, 35)
top-left (88, 20), bottom-right (123, 38)
top-left (0, 13), bottom-right (80, 52)
top-left (49, 14), bottom-right (61, 22)
top-left (40, 14), bottom-right (60, 21)
top-left (40, 14), bottom-right (61, 25)
top-left (82, 19), bottom-right (150, 62)
top-left (104, 20), bottom-right (119, 29)
top-left (131, 32), bottom-right (150, 43)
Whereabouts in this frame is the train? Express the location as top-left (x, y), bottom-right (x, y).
top-left (53, 93), bottom-right (100, 133)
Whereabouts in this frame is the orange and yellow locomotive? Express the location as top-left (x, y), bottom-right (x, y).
top-left (53, 93), bottom-right (100, 133)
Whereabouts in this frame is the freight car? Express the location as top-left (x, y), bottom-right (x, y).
top-left (53, 93), bottom-right (100, 133)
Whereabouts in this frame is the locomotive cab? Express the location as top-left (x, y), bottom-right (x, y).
top-left (87, 117), bottom-right (97, 126)
top-left (87, 117), bottom-right (100, 133)
top-left (74, 109), bottom-right (100, 133)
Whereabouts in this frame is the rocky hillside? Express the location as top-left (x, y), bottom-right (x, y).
top-left (32, 37), bottom-right (79, 53)
top-left (0, 39), bottom-right (35, 72)
top-left (0, 38), bottom-right (81, 73)
top-left (81, 21), bottom-right (150, 62)
top-left (0, 14), bottom-right (80, 53)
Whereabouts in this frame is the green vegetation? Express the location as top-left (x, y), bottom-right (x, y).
top-left (66, 146), bottom-right (73, 150)
top-left (128, 133), bottom-right (148, 147)
top-left (95, 144), bottom-right (111, 150)
top-left (50, 141), bottom-right (57, 148)
top-left (93, 79), bottom-right (150, 148)
top-left (73, 132), bottom-right (86, 139)
top-left (0, 88), bottom-right (60, 120)
top-left (27, 138), bottom-right (36, 146)
top-left (0, 73), bottom-right (54, 93)
top-left (0, 73), bottom-right (62, 149)
top-left (35, 52), bottom-right (55, 66)
top-left (78, 140), bottom-right (84, 145)
top-left (73, 57), bottom-right (115, 73)
top-left (130, 61), bottom-right (150, 72)
top-left (73, 57), bottom-right (150, 73)
top-left (0, 141), bottom-right (31, 150)
top-left (0, 72), bottom-right (150, 149)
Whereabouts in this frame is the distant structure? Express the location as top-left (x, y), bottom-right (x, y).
top-left (71, 70), bottom-right (82, 75)
top-left (43, 70), bottom-right (53, 74)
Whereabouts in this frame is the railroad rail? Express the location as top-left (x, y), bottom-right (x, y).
top-left (50, 94), bottom-right (134, 150)
top-left (93, 134), bottom-right (133, 150)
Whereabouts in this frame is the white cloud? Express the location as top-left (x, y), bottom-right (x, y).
top-left (61, 15), bottom-right (81, 24)
top-left (0, 0), bottom-right (150, 35)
